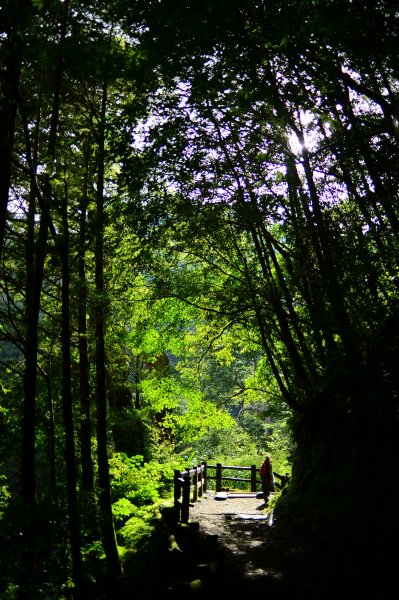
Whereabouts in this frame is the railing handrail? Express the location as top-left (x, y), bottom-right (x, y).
top-left (206, 464), bottom-right (252, 470)
top-left (173, 461), bottom-right (264, 523)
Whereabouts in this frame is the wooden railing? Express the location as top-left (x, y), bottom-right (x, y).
top-left (173, 462), bottom-right (261, 523)
top-left (174, 462), bottom-right (207, 524)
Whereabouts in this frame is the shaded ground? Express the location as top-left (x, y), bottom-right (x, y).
top-left (175, 491), bottom-right (396, 599)
top-left (106, 491), bottom-right (397, 600)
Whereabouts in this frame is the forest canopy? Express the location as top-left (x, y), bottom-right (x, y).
top-left (0, 0), bottom-right (399, 598)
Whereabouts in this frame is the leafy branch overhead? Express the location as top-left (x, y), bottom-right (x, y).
top-left (0, 0), bottom-right (398, 597)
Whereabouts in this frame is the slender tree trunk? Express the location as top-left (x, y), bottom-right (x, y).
top-left (257, 221), bottom-right (318, 378)
top-left (249, 223), bottom-right (311, 387)
top-left (0, 0), bottom-right (31, 257)
top-left (20, 62), bottom-right (46, 510)
top-left (18, 61), bottom-right (49, 600)
top-left (299, 142), bottom-right (359, 358)
top-left (284, 154), bottom-right (332, 363)
top-left (19, 2), bottom-right (83, 597)
top-left (95, 82), bottom-right (123, 580)
top-left (20, 0), bottom-right (67, 514)
top-left (209, 103), bottom-right (313, 389)
top-left (230, 227), bottom-right (305, 412)
top-left (339, 80), bottom-right (399, 235)
top-left (78, 139), bottom-right (94, 493)
top-left (60, 196), bottom-right (85, 597)
top-left (21, 207), bottom-right (35, 507)
top-left (19, 149), bottom-right (50, 599)
top-left (43, 369), bottom-right (57, 498)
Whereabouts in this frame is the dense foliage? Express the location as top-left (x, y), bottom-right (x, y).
top-left (0, 0), bottom-right (398, 597)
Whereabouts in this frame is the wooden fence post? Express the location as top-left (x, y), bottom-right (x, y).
top-left (216, 463), bottom-right (222, 492)
top-left (197, 464), bottom-right (203, 499)
top-left (173, 469), bottom-right (181, 520)
top-left (193, 465), bottom-right (198, 502)
top-left (250, 464), bottom-right (257, 492)
top-left (202, 461), bottom-right (207, 493)
top-left (181, 472), bottom-right (191, 524)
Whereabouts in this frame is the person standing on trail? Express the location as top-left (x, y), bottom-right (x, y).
top-left (259, 456), bottom-right (275, 504)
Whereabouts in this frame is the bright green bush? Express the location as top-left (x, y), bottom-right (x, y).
top-left (0, 475), bottom-right (10, 519)
top-left (118, 516), bottom-right (155, 548)
top-left (109, 452), bottom-right (175, 506)
top-left (109, 452), bottom-right (176, 555)
top-left (112, 498), bottom-right (137, 523)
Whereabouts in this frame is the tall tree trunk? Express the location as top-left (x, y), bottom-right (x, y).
top-left (20, 0), bottom-right (67, 515)
top-left (19, 62), bottom-right (46, 510)
top-left (95, 82), bottom-right (123, 580)
top-left (22, 208), bottom-right (49, 507)
top-left (0, 0), bottom-right (31, 257)
top-left (43, 368), bottom-right (57, 499)
top-left (18, 59), bottom-right (50, 600)
top-left (60, 195), bottom-right (85, 597)
top-left (78, 138), bottom-right (94, 493)
top-left (19, 186), bottom-right (50, 600)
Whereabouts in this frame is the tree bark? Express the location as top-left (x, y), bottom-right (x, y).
top-left (0, 0), bottom-right (31, 257)
top-left (95, 81), bottom-right (123, 580)
top-left (78, 138), bottom-right (94, 493)
top-left (60, 196), bottom-right (85, 596)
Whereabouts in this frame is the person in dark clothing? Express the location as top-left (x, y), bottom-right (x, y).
top-left (259, 456), bottom-right (275, 504)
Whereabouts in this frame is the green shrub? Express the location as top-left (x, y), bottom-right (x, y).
top-left (118, 516), bottom-right (155, 548)
top-left (109, 452), bottom-right (174, 506)
top-left (112, 498), bottom-right (137, 523)
top-left (109, 452), bottom-right (176, 556)
top-left (0, 475), bottom-right (10, 519)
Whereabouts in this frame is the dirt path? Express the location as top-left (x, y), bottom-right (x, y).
top-left (143, 491), bottom-right (397, 599)
top-left (187, 491), bottom-right (340, 597)
top-left (184, 491), bottom-right (396, 598)
top-left (106, 491), bottom-right (396, 599)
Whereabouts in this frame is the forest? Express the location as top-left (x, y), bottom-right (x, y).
top-left (1, 0), bottom-right (398, 597)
